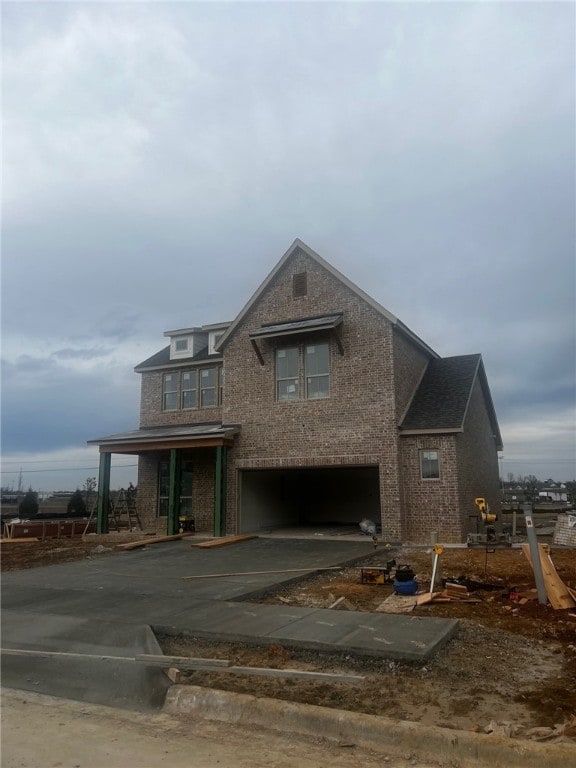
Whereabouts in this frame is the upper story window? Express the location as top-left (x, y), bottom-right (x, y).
top-left (181, 371), bottom-right (197, 409)
top-left (163, 373), bottom-right (179, 411)
top-left (200, 367), bottom-right (217, 407)
top-left (276, 342), bottom-right (330, 401)
top-left (420, 450), bottom-right (440, 480)
top-left (305, 343), bottom-right (329, 399)
top-left (175, 339), bottom-right (189, 352)
top-left (277, 347), bottom-right (300, 401)
top-left (163, 367), bottom-right (223, 411)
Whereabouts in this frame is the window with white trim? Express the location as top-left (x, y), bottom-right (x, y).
top-left (420, 450), bottom-right (440, 479)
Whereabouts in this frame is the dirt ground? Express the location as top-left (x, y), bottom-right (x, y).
top-left (3, 535), bottom-right (576, 744)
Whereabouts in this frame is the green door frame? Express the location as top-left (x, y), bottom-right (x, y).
top-left (96, 452), bottom-right (111, 534)
top-left (167, 448), bottom-right (182, 535)
top-left (214, 445), bottom-right (227, 537)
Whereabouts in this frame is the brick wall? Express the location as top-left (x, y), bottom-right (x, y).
top-left (137, 452), bottom-right (163, 533)
top-left (219, 248), bottom-right (421, 541)
top-left (399, 435), bottom-right (462, 542)
top-left (140, 370), bottom-right (223, 428)
top-left (455, 378), bottom-right (501, 536)
top-left (392, 329), bottom-right (430, 419)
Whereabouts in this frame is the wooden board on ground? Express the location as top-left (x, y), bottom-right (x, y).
top-left (225, 666), bottom-right (365, 684)
top-left (116, 533), bottom-right (195, 551)
top-left (135, 654), bottom-right (364, 683)
top-left (415, 592), bottom-right (441, 606)
top-left (374, 594), bottom-right (416, 613)
top-left (191, 534), bottom-right (258, 549)
top-left (522, 543), bottom-right (576, 610)
top-left (0, 538), bottom-right (40, 543)
top-left (135, 654), bottom-right (231, 669)
top-left (181, 566), bottom-right (341, 581)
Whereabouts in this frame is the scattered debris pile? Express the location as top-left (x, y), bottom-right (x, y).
top-left (481, 715), bottom-right (576, 744)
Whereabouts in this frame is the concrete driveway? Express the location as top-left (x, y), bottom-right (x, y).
top-left (1, 537), bottom-right (458, 708)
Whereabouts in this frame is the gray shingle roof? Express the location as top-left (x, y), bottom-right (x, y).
top-left (135, 345), bottom-right (217, 371)
top-left (400, 354), bottom-right (482, 431)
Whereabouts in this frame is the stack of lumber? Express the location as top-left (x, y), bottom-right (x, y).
top-left (444, 582), bottom-right (472, 601)
top-left (522, 543), bottom-right (576, 610)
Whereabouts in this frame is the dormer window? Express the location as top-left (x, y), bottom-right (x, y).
top-left (175, 339), bottom-right (189, 352)
top-left (208, 331), bottom-right (224, 356)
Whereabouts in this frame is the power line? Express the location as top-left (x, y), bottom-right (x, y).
top-left (0, 464), bottom-right (138, 474)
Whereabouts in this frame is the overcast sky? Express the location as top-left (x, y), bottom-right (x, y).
top-left (2, 1), bottom-right (575, 493)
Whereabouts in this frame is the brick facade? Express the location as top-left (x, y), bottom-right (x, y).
top-left (130, 241), bottom-right (501, 543)
top-left (455, 378), bottom-right (501, 534)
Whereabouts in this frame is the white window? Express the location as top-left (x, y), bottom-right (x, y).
top-left (175, 339), bottom-right (189, 352)
top-left (420, 450), bottom-right (440, 480)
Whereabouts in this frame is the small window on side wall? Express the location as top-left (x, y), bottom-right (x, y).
top-left (420, 450), bottom-right (440, 479)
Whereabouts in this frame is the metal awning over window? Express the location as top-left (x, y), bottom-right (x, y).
top-left (249, 313), bottom-right (343, 341)
top-left (248, 314), bottom-right (344, 365)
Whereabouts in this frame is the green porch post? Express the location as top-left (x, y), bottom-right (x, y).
top-left (96, 452), bottom-right (111, 534)
top-left (167, 448), bottom-right (181, 536)
top-left (214, 445), bottom-right (227, 537)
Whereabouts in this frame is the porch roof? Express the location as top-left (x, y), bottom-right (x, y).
top-left (88, 423), bottom-right (240, 453)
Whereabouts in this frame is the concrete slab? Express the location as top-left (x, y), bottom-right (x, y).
top-left (1, 613), bottom-right (170, 710)
top-left (2, 537), bottom-right (460, 708)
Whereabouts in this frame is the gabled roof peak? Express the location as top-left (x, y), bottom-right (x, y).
top-left (216, 239), bottom-right (437, 358)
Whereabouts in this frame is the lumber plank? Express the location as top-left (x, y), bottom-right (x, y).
top-left (116, 533), bottom-right (195, 551)
top-left (191, 534), bottom-right (258, 548)
top-left (226, 666), bottom-right (365, 684)
top-left (135, 654), bottom-right (231, 669)
top-left (1, 648), bottom-right (133, 663)
top-left (181, 566), bottom-right (342, 580)
top-left (522, 544), bottom-right (576, 610)
top-left (415, 592), bottom-right (441, 606)
top-left (0, 538), bottom-right (40, 543)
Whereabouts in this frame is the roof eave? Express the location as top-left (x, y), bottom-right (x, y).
top-left (134, 356), bottom-right (223, 373)
top-left (399, 427), bottom-right (464, 436)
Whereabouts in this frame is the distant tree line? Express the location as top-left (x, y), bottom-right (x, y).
top-left (502, 474), bottom-right (575, 505)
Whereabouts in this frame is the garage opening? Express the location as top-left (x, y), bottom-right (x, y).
top-left (239, 466), bottom-right (380, 533)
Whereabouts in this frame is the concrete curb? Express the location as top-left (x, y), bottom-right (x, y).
top-left (165, 685), bottom-right (576, 768)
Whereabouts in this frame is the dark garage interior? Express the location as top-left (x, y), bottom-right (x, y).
top-left (239, 466), bottom-right (381, 532)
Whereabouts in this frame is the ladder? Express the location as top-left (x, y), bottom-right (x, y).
top-left (110, 486), bottom-right (142, 531)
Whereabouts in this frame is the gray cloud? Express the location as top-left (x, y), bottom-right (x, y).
top-left (1, 2), bottom-right (574, 487)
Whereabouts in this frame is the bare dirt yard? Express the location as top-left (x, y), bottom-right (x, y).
top-left (3, 535), bottom-right (575, 745)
